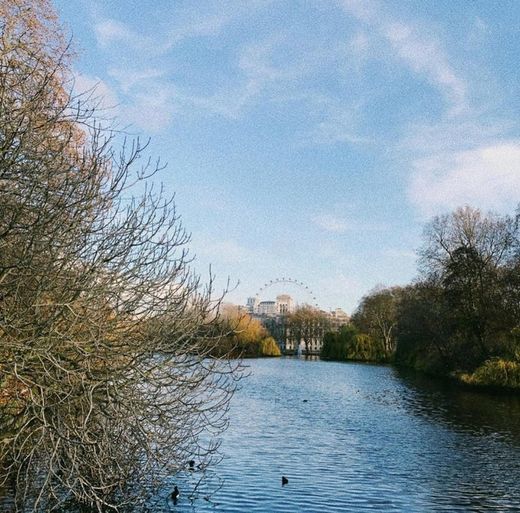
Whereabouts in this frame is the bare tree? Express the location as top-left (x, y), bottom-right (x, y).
top-left (419, 206), bottom-right (518, 280)
top-left (352, 286), bottom-right (403, 357)
top-left (286, 306), bottom-right (330, 355)
top-left (418, 206), bottom-right (519, 364)
top-left (0, 2), bottom-right (241, 511)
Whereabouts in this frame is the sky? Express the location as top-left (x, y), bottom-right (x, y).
top-left (54, 0), bottom-right (520, 312)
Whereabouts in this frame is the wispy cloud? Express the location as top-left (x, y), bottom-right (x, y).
top-left (382, 21), bottom-right (467, 114)
top-left (310, 107), bottom-right (369, 145)
top-left (93, 0), bottom-right (273, 54)
top-left (409, 141), bottom-right (520, 216)
top-left (336, 0), bottom-right (518, 220)
top-left (93, 18), bottom-right (159, 52)
top-left (73, 72), bottom-right (119, 116)
top-left (104, 67), bottom-right (177, 131)
top-left (339, 0), bottom-right (468, 114)
top-left (94, 19), bottom-right (134, 46)
top-left (87, 2), bottom-right (378, 140)
top-left (312, 214), bottom-right (385, 233)
top-left (312, 214), bottom-right (351, 233)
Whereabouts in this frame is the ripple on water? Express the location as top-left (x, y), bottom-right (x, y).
top-left (4, 358), bottom-right (519, 512)
top-left (155, 357), bottom-right (520, 513)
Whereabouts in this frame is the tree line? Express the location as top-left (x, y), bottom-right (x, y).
top-left (322, 206), bottom-right (520, 390)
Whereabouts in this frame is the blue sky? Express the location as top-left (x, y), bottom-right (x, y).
top-left (54, 0), bottom-right (520, 312)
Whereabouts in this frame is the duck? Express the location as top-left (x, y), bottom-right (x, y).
top-left (282, 476), bottom-right (289, 486)
top-left (171, 485), bottom-right (180, 504)
top-left (188, 460), bottom-right (195, 470)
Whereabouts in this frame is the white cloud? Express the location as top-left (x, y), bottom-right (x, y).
top-left (94, 19), bottom-right (141, 47)
top-left (340, 0), bottom-right (467, 114)
top-left (312, 214), bottom-right (385, 233)
top-left (409, 141), bottom-right (520, 216)
top-left (338, 0), bottom-right (517, 220)
top-left (73, 73), bottom-right (119, 114)
top-left (310, 109), bottom-right (369, 145)
top-left (312, 214), bottom-right (350, 233)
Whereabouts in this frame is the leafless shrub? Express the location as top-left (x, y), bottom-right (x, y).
top-left (0, 2), bottom-right (241, 511)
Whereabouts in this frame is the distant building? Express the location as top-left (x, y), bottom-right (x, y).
top-left (276, 294), bottom-right (294, 314)
top-left (329, 308), bottom-right (350, 329)
top-left (247, 294), bottom-right (294, 316)
top-left (245, 293), bottom-right (350, 356)
top-left (246, 296), bottom-right (259, 313)
top-left (257, 300), bottom-right (277, 316)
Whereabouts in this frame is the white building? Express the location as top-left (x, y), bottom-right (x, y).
top-left (246, 296), bottom-right (259, 313)
top-left (329, 308), bottom-right (350, 328)
top-left (257, 300), bottom-right (277, 315)
top-left (247, 294), bottom-right (295, 316)
top-left (276, 294), bottom-right (294, 314)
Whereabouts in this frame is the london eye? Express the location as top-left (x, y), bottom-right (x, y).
top-left (254, 277), bottom-right (319, 309)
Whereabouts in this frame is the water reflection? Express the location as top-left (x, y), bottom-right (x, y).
top-left (3, 358), bottom-right (520, 512)
top-left (394, 366), bottom-right (520, 441)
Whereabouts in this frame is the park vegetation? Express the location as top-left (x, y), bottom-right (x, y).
top-left (211, 305), bottom-right (281, 358)
top-left (284, 306), bottom-right (330, 355)
top-left (322, 206), bottom-right (520, 390)
top-left (0, 1), bottom-right (241, 511)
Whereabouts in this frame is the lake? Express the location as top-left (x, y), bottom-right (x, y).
top-left (4, 357), bottom-right (519, 512)
top-left (163, 357), bottom-right (520, 513)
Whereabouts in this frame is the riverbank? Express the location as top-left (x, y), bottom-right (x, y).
top-left (321, 352), bottom-right (520, 393)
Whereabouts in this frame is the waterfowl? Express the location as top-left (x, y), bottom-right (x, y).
top-left (282, 476), bottom-right (289, 486)
top-left (171, 485), bottom-right (180, 503)
top-left (188, 460), bottom-right (195, 470)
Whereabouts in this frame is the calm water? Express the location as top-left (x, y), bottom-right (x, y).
top-left (162, 357), bottom-right (520, 513)
top-left (4, 358), bottom-right (519, 512)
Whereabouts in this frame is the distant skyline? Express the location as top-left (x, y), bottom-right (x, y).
top-left (55, 0), bottom-right (520, 312)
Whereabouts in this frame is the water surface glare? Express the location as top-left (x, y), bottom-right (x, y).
top-left (163, 357), bottom-right (520, 512)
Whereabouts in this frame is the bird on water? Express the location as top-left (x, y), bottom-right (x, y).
top-left (171, 485), bottom-right (180, 504)
top-left (282, 476), bottom-right (289, 486)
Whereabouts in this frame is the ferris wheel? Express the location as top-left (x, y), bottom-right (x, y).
top-left (255, 277), bottom-right (319, 308)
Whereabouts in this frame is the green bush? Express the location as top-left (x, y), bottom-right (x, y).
top-left (345, 333), bottom-right (386, 362)
top-left (458, 358), bottom-right (520, 389)
top-left (321, 325), bottom-right (388, 363)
